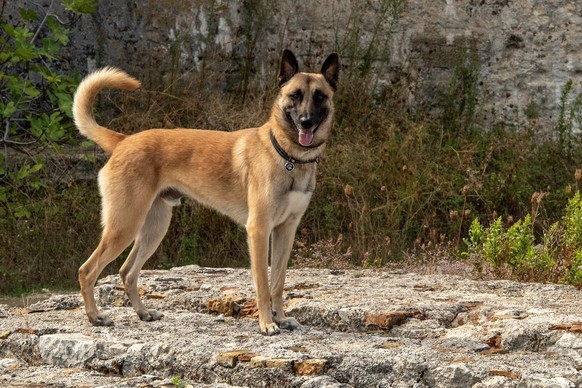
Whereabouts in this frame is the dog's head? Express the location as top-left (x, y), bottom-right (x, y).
top-left (276, 50), bottom-right (339, 148)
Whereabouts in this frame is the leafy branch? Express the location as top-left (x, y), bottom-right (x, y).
top-left (0, 0), bottom-right (96, 217)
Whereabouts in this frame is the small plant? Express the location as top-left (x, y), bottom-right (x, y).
top-left (463, 215), bottom-right (538, 280)
top-left (563, 191), bottom-right (582, 248)
top-left (561, 190), bottom-right (582, 284)
top-left (442, 40), bottom-right (480, 134)
top-left (481, 216), bottom-right (504, 269)
top-left (464, 218), bottom-right (484, 254)
top-left (464, 189), bottom-right (582, 285)
top-left (562, 249), bottom-right (582, 285)
top-left (171, 376), bottom-right (187, 388)
top-left (505, 215), bottom-right (536, 270)
top-left (555, 80), bottom-right (582, 156)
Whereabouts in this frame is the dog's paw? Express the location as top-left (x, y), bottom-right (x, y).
top-left (138, 309), bottom-right (164, 322)
top-left (260, 322), bottom-right (281, 336)
top-left (89, 313), bottom-right (114, 327)
top-left (277, 317), bottom-right (301, 330)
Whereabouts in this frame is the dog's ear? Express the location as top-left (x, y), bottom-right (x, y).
top-left (321, 53), bottom-right (339, 92)
top-left (279, 49), bottom-right (299, 87)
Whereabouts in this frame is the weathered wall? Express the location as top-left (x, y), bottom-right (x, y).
top-left (399, 1), bottom-right (582, 129)
top-left (9, 0), bottom-right (582, 130)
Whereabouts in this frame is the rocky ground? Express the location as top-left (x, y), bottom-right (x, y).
top-left (1, 265), bottom-right (582, 387)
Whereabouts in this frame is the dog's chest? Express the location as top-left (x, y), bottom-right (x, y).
top-left (273, 190), bottom-right (312, 226)
top-left (271, 170), bottom-right (315, 224)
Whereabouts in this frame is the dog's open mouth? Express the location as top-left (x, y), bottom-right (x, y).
top-left (298, 128), bottom-right (314, 146)
top-left (286, 112), bottom-right (318, 147)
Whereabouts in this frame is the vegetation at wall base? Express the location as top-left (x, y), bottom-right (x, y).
top-left (3, 0), bottom-right (582, 295)
top-left (463, 189), bottom-right (582, 284)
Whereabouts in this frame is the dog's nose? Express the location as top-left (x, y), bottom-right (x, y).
top-left (299, 117), bottom-right (313, 129)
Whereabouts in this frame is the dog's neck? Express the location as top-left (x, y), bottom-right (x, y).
top-left (269, 128), bottom-right (320, 172)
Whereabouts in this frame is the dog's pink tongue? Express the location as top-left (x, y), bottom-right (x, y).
top-left (299, 129), bottom-right (314, 146)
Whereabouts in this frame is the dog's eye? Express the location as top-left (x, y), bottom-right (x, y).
top-left (289, 90), bottom-right (302, 101)
top-left (313, 90), bottom-right (327, 103)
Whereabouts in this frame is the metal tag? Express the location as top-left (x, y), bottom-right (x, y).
top-left (285, 161), bottom-right (294, 171)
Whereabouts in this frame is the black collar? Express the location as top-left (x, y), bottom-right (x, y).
top-left (269, 128), bottom-right (320, 172)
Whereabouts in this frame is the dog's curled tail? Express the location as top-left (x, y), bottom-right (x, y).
top-left (73, 67), bottom-right (141, 154)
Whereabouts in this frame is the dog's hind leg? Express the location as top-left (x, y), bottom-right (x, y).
top-left (119, 196), bottom-right (173, 322)
top-left (79, 226), bottom-right (139, 326)
top-left (270, 215), bottom-right (302, 330)
top-left (79, 168), bottom-right (155, 326)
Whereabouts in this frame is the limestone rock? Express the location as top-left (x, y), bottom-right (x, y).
top-left (264, 358), bottom-right (295, 372)
top-left (1, 266), bottom-right (582, 387)
top-left (28, 295), bottom-right (82, 312)
top-left (294, 359), bottom-right (327, 376)
top-left (364, 310), bottom-right (426, 330)
top-left (217, 350), bottom-right (256, 368)
top-left (38, 333), bottom-right (95, 368)
top-left (423, 363), bottom-right (483, 388)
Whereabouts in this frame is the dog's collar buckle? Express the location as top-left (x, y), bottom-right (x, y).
top-left (269, 128), bottom-right (319, 172)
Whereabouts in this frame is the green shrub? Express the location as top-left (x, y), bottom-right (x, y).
top-left (564, 191), bottom-right (582, 248)
top-left (0, 0), bottom-right (98, 293)
top-left (1, 0), bottom-right (96, 149)
top-left (563, 249), bottom-right (582, 286)
top-left (1, 0), bottom-right (97, 216)
top-left (561, 191), bottom-right (582, 284)
top-left (481, 217), bottom-right (504, 269)
top-left (463, 191), bottom-right (582, 285)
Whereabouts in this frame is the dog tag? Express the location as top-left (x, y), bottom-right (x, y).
top-left (285, 161), bottom-right (294, 171)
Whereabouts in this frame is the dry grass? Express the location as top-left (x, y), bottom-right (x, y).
top-left (102, 76), bottom-right (276, 135)
top-left (4, 47), bottom-right (582, 294)
top-left (5, 76), bottom-right (582, 295)
top-left (292, 235), bottom-right (357, 270)
top-left (6, 0), bottom-right (582, 294)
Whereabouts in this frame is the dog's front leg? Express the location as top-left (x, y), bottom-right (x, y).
top-left (270, 215), bottom-right (302, 330)
top-left (246, 215), bottom-right (279, 335)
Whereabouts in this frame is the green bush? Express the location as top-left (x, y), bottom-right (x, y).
top-left (0, 0), bottom-right (98, 293)
top-left (1, 0), bottom-right (97, 216)
top-left (0, 0), bottom-right (96, 147)
top-left (463, 191), bottom-right (582, 285)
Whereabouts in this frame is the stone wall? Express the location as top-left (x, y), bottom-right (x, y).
top-left (8, 0), bottom-right (582, 131)
top-left (400, 1), bottom-right (582, 130)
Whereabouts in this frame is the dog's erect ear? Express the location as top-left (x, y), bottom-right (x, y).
top-left (279, 49), bottom-right (299, 87)
top-left (321, 53), bottom-right (339, 92)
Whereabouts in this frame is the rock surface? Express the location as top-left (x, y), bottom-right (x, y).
top-left (1, 265), bottom-right (582, 387)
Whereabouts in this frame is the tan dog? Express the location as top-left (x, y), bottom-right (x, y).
top-left (72, 50), bottom-right (339, 335)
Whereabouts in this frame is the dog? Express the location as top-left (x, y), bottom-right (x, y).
top-left (72, 50), bottom-right (339, 335)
